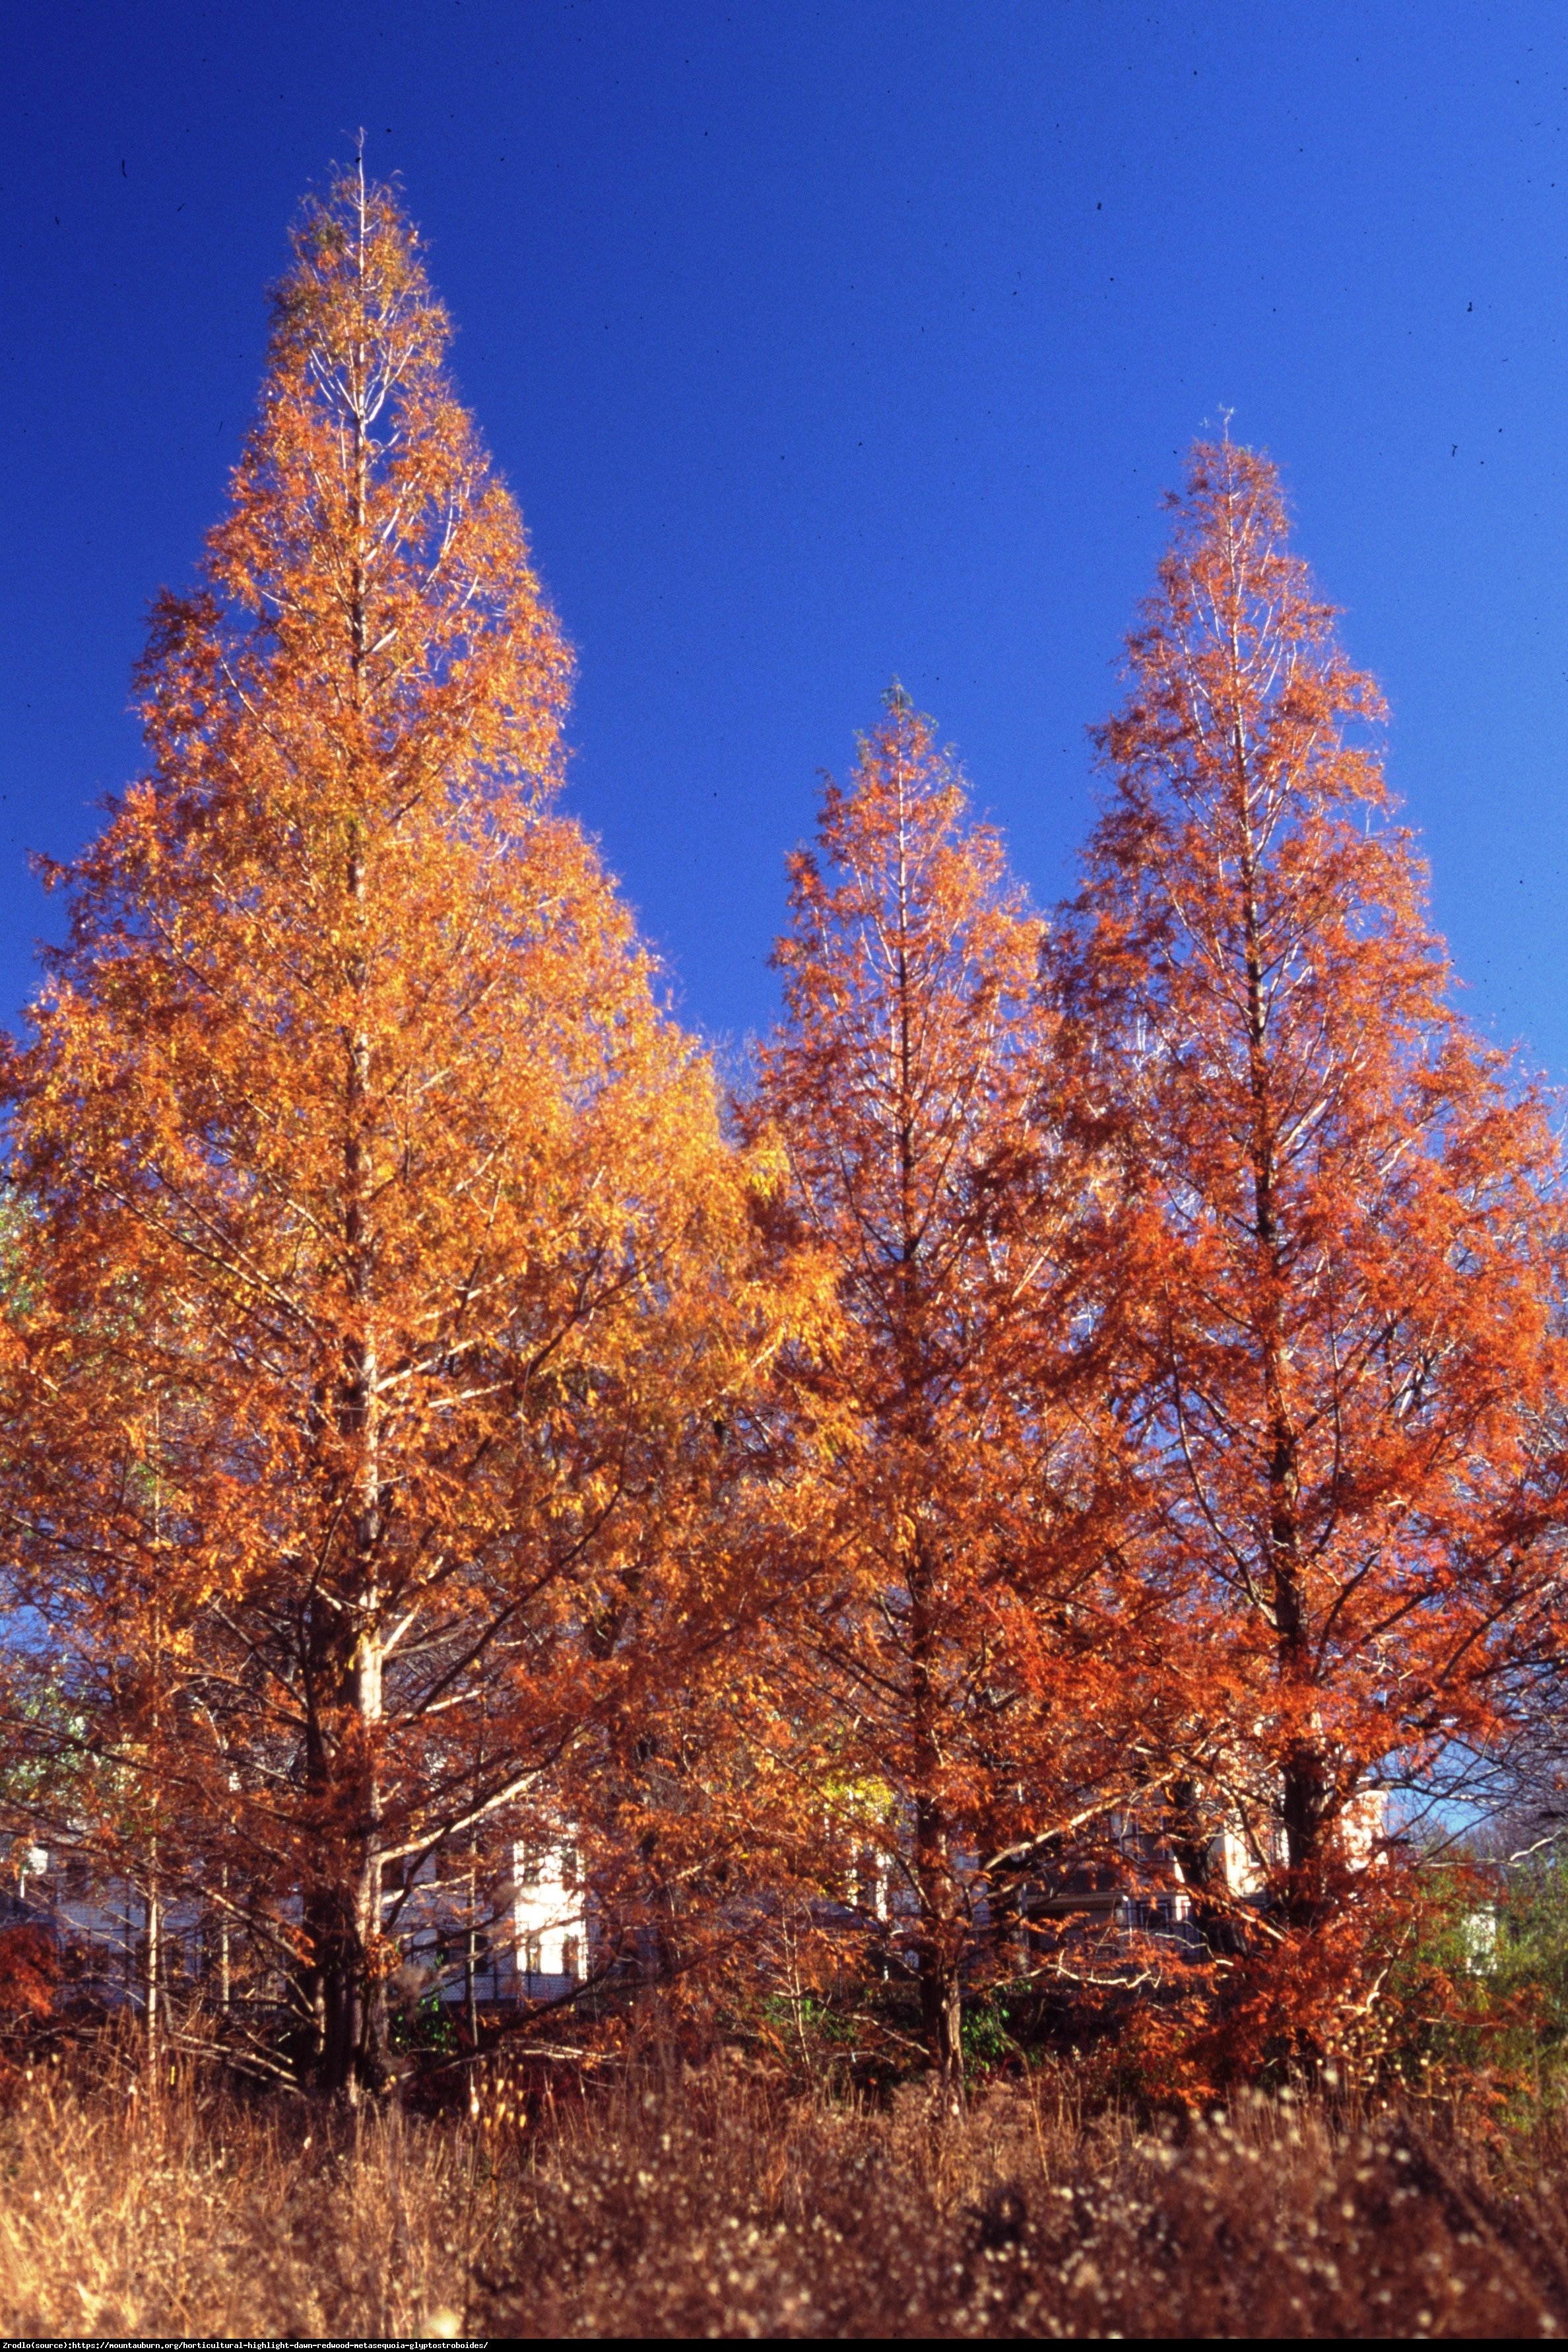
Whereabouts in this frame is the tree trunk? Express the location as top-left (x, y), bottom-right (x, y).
top-left (306, 1882), bottom-right (360, 2096)
top-left (920, 1947), bottom-right (965, 2102)
top-left (1234, 706), bottom-right (1327, 1928)
top-left (1169, 1778), bottom-right (1243, 1957)
top-left (143, 1866), bottom-right (160, 2079)
top-left (465, 1844), bottom-right (480, 2049)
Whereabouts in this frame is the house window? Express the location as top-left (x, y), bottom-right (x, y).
top-left (523, 1932), bottom-right (542, 1979)
top-left (516, 1843), bottom-right (544, 1887)
top-left (560, 1843), bottom-right (579, 1891)
top-left (562, 1935), bottom-right (580, 1982)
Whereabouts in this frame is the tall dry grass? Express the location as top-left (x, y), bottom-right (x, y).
top-left (3, 2045), bottom-right (1568, 2337)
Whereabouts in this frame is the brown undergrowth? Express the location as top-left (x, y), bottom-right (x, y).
top-left (3, 2046), bottom-right (1568, 2337)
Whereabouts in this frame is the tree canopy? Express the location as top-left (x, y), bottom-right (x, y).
top-left (3, 178), bottom-right (1565, 2099)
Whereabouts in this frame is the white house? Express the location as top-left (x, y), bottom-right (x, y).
top-left (382, 1835), bottom-right (589, 2009)
top-left (8, 1829), bottom-right (591, 2017)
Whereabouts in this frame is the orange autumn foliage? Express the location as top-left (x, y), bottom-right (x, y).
top-left (1055, 441), bottom-right (1568, 2012)
top-left (3, 166), bottom-right (1567, 2110)
top-left (744, 690), bottom-right (1144, 2083)
top-left (0, 1929), bottom-right (59, 2031)
top-left (0, 166), bottom-right (787, 2092)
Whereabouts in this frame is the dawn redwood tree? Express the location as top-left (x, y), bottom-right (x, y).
top-left (0, 166), bottom-right (782, 2093)
top-left (1056, 438), bottom-right (1568, 1943)
top-left (746, 691), bottom-right (1133, 2086)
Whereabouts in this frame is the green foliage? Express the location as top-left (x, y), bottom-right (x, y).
top-left (390, 1990), bottom-right (459, 2057)
top-left (1374, 1860), bottom-right (1568, 2106)
top-left (960, 1997), bottom-right (1011, 2072)
top-left (1495, 1860), bottom-right (1568, 1994)
top-left (761, 1990), bottom-right (858, 2047)
top-left (0, 1672), bottom-right (93, 1827)
top-left (1477, 1860), bottom-right (1568, 2099)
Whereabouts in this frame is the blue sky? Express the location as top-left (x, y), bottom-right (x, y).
top-left (5, 1), bottom-right (1568, 1073)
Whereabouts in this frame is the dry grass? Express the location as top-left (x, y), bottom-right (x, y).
top-left (3, 2048), bottom-right (1568, 2337)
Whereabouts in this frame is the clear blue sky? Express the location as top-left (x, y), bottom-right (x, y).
top-left (5, 1), bottom-right (1567, 1074)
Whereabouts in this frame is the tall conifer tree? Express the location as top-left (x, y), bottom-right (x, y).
top-left (748, 691), bottom-right (1134, 2086)
top-left (1057, 440), bottom-right (1568, 1957)
top-left (0, 166), bottom-right (777, 2091)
